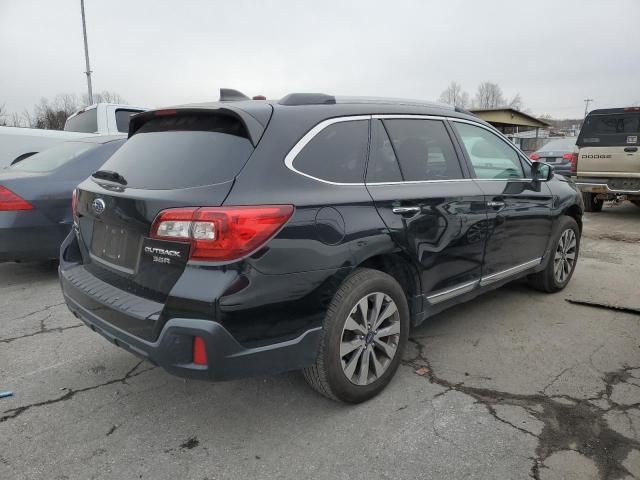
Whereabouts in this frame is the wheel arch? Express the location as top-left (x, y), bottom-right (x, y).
top-left (356, 252), bottom-right (423, 324)
top-left (563, 203), bottom-right (583, 232)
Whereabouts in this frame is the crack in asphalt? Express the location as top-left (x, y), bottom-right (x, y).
top-left (5, 302), bottom-right (66, 322)
top-left (0, 360), bottom-right (155, 423)
top-left (0, 304), bottom-right (85, 344)
top-left (565, 299), bottom-right (640, 317)
top-left (404, 338), bottom-right (640, 480)
top-left (0, 323), bottom-right (83, 344)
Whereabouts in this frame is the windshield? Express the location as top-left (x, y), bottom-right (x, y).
top-left (10, 142), bottom-right (96, 172)
top-left (64, 108), bottom-right (98, 133)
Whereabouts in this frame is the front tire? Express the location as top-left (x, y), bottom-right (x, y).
top-left (303, 268), bottom-right (410, 403)
top-left (582, 192), bottom-right (603, 212)
top-left (528, 216), bottom-right (580, 293)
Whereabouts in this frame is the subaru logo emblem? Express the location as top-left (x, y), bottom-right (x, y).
top-left (91, 198), bottom-right (106, 215)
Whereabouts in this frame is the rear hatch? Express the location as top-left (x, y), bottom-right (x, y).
top-left (577, 109), bottom-right (640, 178)
top-left (74, 108), bottom-right (268, 301)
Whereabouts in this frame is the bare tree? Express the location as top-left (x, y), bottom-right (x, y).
top-left (82, 90), bottom-right (127, 105)
top-left (509, 93), bottom-right (524, 111)
top-left (0, 104), bottom-right (6, 126)
top-left (473, 81), bottom-right (505, 109)
top-left (438, 81), bottom-right (470, 108)
top-left (27, 94), bottom-right (81, 130)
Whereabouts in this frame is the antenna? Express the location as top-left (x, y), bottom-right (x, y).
top-left (80, 0), bottom-right (93, 105)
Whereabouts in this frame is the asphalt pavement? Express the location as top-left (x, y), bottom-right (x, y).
top-left (1, 202), bottom-right (639, 480)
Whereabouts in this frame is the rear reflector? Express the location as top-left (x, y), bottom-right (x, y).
top-left (0, 186), bottom-right (33, 211)
top-left (151, 205), bottom-right (294, 262)
top-left (193, 336), bottom-right (207, 365)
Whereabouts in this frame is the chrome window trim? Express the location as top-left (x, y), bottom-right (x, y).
top-left (283, 113), bottom-right (533, 186)
top-left (283, 115), bottom-right (372, 186)
top-left (479, 258), bottom-right (542, 287)
top-left (427, 280), bottom-right (478, 305)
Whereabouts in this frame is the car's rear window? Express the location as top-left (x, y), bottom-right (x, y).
top-left (97, 113), bottom-right (254, 189)
top-left (578, 112), bottom-right (640, 147)
top-left (64, 109), bottom-right (98, 133)
top-left (10, 142), bottom-right (97, 172)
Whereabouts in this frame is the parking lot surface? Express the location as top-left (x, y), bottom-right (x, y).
top-left (1, 203), bottom-right (639, 480)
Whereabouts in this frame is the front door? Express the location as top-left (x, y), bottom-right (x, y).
top-left (450, 120), bottom-right (553, 280)
top-left (365, 118), bottom-right (487, 305)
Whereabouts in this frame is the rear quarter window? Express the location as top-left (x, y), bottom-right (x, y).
top-left (292, 120), bottom-right (369, 183)
top-left (97, 113), bottom-right (255, 189)
top-left (64, 109), bottom-right (98, 133)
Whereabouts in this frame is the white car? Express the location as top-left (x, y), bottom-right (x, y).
top-left (0, 103), bottom-right (147, 167)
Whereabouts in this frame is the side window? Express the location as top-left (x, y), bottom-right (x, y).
top-left (453, 122), bottom-right (525, 179)
top-left (383, 119), bottom-right (463, 181)
top-left (115, 109), bottom-right (140, 133)
top-left (294, 120), bottom-right (369, 183)
top-left (366, 120), bottom-right (403, 183)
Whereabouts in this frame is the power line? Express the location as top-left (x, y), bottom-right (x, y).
top-left (80, 0), bottom-right (93, 104)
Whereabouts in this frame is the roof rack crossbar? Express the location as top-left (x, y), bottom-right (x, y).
top-left (279, 93), bottom-right (336, 106)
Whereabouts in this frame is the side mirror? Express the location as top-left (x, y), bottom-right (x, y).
top-left (531, 161), bottom-right (554, 181)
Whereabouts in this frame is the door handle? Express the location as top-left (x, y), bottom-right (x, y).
top-left (487, 201), bottom-right (505, 209)
top-left (392, 206), bottom-right (421, 215)
top-left (624, 147), bottom-right (638, 153)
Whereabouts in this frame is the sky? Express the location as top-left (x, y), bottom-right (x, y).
top-left (1, 0), bottom-right (638, 119)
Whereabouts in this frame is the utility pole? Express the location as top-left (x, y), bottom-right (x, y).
top-left (80, 0), bottom-right (93, 104)
top-left (583, 98), bottom-right (593, 118)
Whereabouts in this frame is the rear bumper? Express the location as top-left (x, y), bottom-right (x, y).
top-left (0, 214), bottom-right (70, 261)
top-left (575, 178), bottom-right (640, 195)
top-left (59, 262), bottom-right (322, 381)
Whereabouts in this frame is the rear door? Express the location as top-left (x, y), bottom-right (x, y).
top-left (577, 111), bottom-right (640, 180)
top-left (75, 111), bottom-right (259, 300)
top-left (365, 117), bottom-right (487, 305)
top-left (451, 120), bottom-right (553, 279)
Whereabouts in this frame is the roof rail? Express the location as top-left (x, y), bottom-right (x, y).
top-left (279, 93), bottom-right (336, 106)
top-left (219, 88), bottom-right (251, 102)
top-left (455, 106), bottom-right (476, 116)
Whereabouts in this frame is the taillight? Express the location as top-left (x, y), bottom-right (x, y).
top-left (71, 189), bottom-right (78, 223)
top-left (0, 186), bottom-right (32, 211)
top-left (563, 153), bottom-right (578, 173)
top-left (529, 153), bottom-right (540, 160)
top-left (151, 205), bottom-right (294, 262)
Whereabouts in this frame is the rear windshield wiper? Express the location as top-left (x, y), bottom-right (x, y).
top-left (92, 170), bottom-right (128, 185)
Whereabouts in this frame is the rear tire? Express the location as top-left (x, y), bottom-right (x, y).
top-left (303, 268), bottom-right (409, 403)
top-left (528, 216), bottom-right (580, 293)
top-left (582, 192), bottom-right (603, 212)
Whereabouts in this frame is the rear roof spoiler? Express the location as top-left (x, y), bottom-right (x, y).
top-left (128, 104), bottom-right (273, 147)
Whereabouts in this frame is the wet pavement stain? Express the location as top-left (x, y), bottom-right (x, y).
top-left (405, 338), bottom-right (640, 480)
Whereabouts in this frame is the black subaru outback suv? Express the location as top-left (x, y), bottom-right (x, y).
top-left (60, 91), bottom-right (583, 403)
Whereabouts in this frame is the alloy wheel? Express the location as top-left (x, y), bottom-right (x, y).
top-left (340, 292), bottom-right (401, 386)
top-left (554, 228), bottom-right (577, 284)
